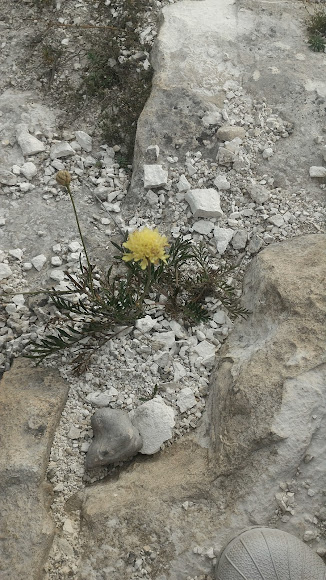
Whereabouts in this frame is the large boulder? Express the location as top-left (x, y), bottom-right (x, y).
top-left (0, 359), bottom-right (69, 580)
top-left (209, 234), bottom-right (326, 475)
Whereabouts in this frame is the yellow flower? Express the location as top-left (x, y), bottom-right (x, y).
top-left (122, 227), bottom-right (170, 270)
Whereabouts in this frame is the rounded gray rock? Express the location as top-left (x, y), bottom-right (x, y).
top-left (85, 409), bottom-right (142, 469)
top-left (216, 527), bottom-right (326, 579)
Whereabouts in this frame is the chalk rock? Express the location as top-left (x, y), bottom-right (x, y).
top-left (177, 174), bottom-right (191, 192)
top-left (262, 147), bottom-right (274, 159)
top-left (216, 125), bottom-right (246, 141)
top-left (193, 220), bottom-right (214, 235)
top-left (214, 226), bottom-right (234, 254)
top-left (75, 130), bottom-right (92, 152)
top-left (130, 396), bottom-right (175, 454)
top-left (202, 110), bottom-right (222, 127)
top-left (152, 330), bottom-right (176, 349)
top-left (0, 263), bottom-right (12, 280)
top-left (268, 214), bottom-right (285, 228)
top-left (214, 174), bottom-right (231, 190)
top-left (248, 184), bottom-right (270, 204)
top-left (50, 142), bottom-right (75, 160)
top-left (143, 164), bottom-right (168, 188)
top-left (21, 162), bottom-right (37, 180)
top-left (185, 188), bottom-right (223, 218)
top-left (177, 387), bottom-right (197, 413)
top-left (16, 126), bottom-right (45, 155)
top-left (135, 315), bottom-right (157, 333)
top-left (86, 409), bottom-right (142, 468)
top-left (309, 166), bottom-right (326, 178)
top-left (31, 254), bottom-right (47, 271)
top-left (0, 169), bottom-right (17, 185)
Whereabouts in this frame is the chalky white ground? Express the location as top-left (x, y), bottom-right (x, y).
top-left (0, 2), bottom-right (326, 579)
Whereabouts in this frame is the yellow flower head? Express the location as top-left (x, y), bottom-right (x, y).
top-left (122, 227), bottom-right (170, 270)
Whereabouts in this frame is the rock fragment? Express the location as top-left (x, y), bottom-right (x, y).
top-left (214, 174), bottom-right (231, 190)
top-left (143, 164), bottom-right (168, 188)
top-left (16, 126), bottom-right (45, 155)
top-left (216, 125), bottom-right (246, 141)
top-left (86, 409), bottom-right (142, 468)
top-left (309, 166), bottom-right (326, 178)
top-left (75, 130), bottom-right (92, 152)
top-left (231, 229), bottom-right (248, 250)
top-left (0, 263), bottom-right (12, 280)
top-left (21, 162), bottom-right (37, 180)
top-left (177, 387), bottom-right (197, 413)
top-left (0, 169), bottom-right (17, 185)
top-left (248, 184), bottom-right (270, 204)
top-left (50, 142), bottom-right (75, 160)
top-left (130, 396), bottom-right (175, 454)
top-left (185, 188), bottom-right (223, 218)
top-left (193, 220), bottom-right (214, 235)
top-left (31, 254), bottom-right (47, 271)
top-left (214, 226), bottom-right (234, 254)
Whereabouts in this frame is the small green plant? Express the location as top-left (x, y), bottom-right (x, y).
top-left (307, 7), bottom-right (326, 52)
top-left (22, 171), bottom-right (247, 373)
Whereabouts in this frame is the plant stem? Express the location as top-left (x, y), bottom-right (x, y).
top-left (138, 262), bottom-right (153, 305)
top-left (66, 183), bottom-right (95, 296)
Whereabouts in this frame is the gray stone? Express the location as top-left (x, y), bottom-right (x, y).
top-left (0, 359), bottom-right (69, 580)
top-left (20, 161), bottom-right (37, 180)
top-left (248, 184), bottom-right (270, 204)
top-left (216, 125), bottom-right (246, 141)
top-left (86, 391), bottom-right (116, 407)
top-left (177, 174), bottom-right (191, 192)
top-left (231, 229), bottom-right (248, 249)
top-left (31, 254), bottom-right (47, 271)
top-left (0, 169), bottom-right (17, 186)
top-left (143, 164), bottom-right (168, 188)
top-left (214, 174), bottom-right (231, 190)
top-left (309, 166), bottom-right (326, 178)
top-left (130, 396), bottom-right (175, 454)
top-left (16, 126), bottom-right (45, 155)
top-left (75, 130), bottom-right (93, 152)
top-left (0, 263), bottom-right (12, 280)
top-left (50, 141), bottom-right (75, 160)
top-left (177, 387), bottom-right (197, 413)
top-left (214, 226), bottom-right (234, 254)
top-left (192, 220), bottom-right (214, 235)
top-left (248, 234), bottom-right (264, 254)
top-left (216, 147), bottom-right (235, 166)
top-left (85, 409), bottom-right (142, 468)
top-left (268, 214), bottom-right (285, 228)
top-left (185, 188), bottom-right (223, 218)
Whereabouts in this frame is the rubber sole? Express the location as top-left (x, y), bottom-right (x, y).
top-left (215, 527), bottom-right (326, 580)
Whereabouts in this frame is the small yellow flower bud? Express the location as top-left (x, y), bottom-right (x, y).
top-left (56, 170), bottom-right (71, 187)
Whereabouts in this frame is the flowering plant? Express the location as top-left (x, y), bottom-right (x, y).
top-left (24, 172), bottom-right (246, 372)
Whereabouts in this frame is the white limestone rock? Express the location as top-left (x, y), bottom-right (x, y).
top-left (16, 126), bottom-right (45, 155)
top-left (130, 396), bottom-right (175, 454)
top-left (0, 263), bottom-right (12, 280)
top-left (152, 330), bottom-right (176, 349)
top-left (177, 174), bottom-right (191, 192)
top-left (177, 387), bottom-right (197, 413)
top-left (86, 391), bottom-right (116, 407)
top-left (9, 248), bottom-right (23, 260)
top-left (248, 184), bottom-right (270, 204)
top-left (216, 125), bottom-right (246, 141)
top-left (192, 220), bottom-right (214, 235)
top-left (173, 360), bottom-right (187, 381)
top-left (214, 174), bottom-right (231, 191)
top-left (143, 164), bottom-right (168, 188)
top-left (49, 269), bottom-right (65, 282)
top-left (213, 226), bottom-right (234, 254)
top-left (0, 170), bottom-right (17, 186)
top-left (75, 130), bottom-right (92, 152)
top-left (202, 111), bottom-right (222, 127)
top-left (262, 147), bottom-right (274, 159)
top-left (31, 254), bottom-right (47, 271)
top-left (268, 214), bottom-right (285, 228)
top-left (50, 141), bottom-right (75, 160)
top-left (185, 188), bottom-right (223, 218)
top-left (193, 340), bottom-right (216, 366)
top-left (135, 315), bottom-right (157, 333)
top-left (309, 166), bottom-right (326, 178)
top-left (20, 162), bottom-right (37, 180)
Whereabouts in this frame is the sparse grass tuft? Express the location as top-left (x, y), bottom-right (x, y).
top-left (307, 7), bottom-right (326, 52)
